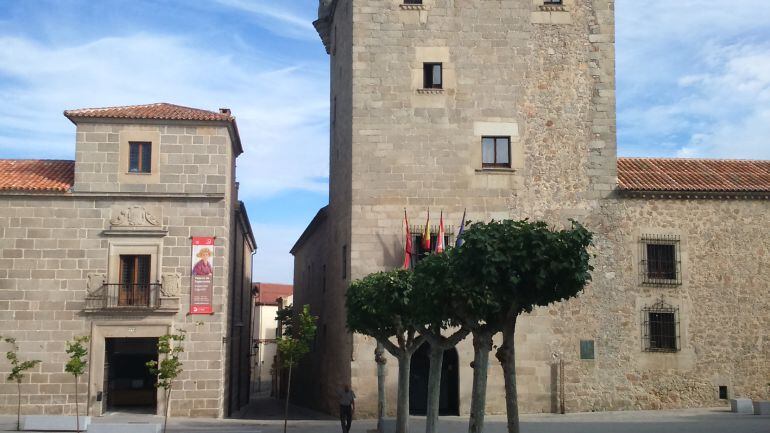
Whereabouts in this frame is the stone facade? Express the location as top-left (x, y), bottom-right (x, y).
top-left (293, 0), bottom-right (769, 418)
top-left (0, 105), bottom-right (255, 418)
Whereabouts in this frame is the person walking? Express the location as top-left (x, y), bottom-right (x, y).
top-left (338, 383), bottom-right (356, 433)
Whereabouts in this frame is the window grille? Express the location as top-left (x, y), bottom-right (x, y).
top-left (639, 234), bottom-right (681, 286)
top-left (579, 340), bottom-right (595, 360)
top-left (641, 299), bottom-right (680, 352)
top-left (408, 225), bottom-right (454, 267)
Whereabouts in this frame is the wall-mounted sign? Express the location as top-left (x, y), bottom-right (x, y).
top-left (190, 237), bottom-right (214, 314)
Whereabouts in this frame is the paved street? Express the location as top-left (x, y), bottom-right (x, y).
top-left (0, 405), bottom-right (767, 433)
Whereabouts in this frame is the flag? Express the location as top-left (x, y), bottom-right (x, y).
top-left (422, 209), bottom-right (431, 252)
top-left (436, 210), bottom-right (446, 253)
top-left (455, 208), bottom-right (467, 247)
top-left (402, 209), bottom-right (412, 269)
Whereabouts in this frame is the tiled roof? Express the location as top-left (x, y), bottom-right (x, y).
top-left (255, 283), bottom-right (293, 305)
top-left (64, 103), bottom-right (234, 122)
top-left (0, 160), bottom-right (74, 193)
top-left (618, 158), bottom-right (770, 193)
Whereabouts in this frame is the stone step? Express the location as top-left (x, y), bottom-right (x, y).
top-left (87, 423), bottom-right (161, 433)
top-left (754, 400), bottom-right (770, 415)
top-left (22, 415), bottom-right (91, 431)
top-left (730, 398), bottom-right (754, 414)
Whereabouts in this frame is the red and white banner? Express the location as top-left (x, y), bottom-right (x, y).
top-left (190, 237), bottom-right (214, 314)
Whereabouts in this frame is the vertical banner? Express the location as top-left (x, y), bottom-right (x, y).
top-left (190, 237), bottom-right (214, 314)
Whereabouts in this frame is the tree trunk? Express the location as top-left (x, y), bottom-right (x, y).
top-left (425, 344), bottom-right (444, 433)
top-left (496, 316), bottom-right (519, 433)
top-left (396, 353), bottom-right (411, 433)
top-left (283, 363), bottom-right (292, 433)
top-left (375, 343), bottom-right (386, 433)
top-left (468, 331), bottom-right (492, 433)
top-left (16, 381), bottom-right (21, 432)
top-left (164, 388), bottom-right (172, 433)
top-left (75, 375), bottom-right (80, 433)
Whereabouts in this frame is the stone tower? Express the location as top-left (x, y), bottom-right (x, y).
top-left (292, 0), bottom-right (618, 416)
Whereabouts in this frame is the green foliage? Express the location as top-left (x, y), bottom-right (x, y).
top-left (412, 251), bottom-right (463, 331)
top-left (3, 338), bottom-right (41, 384)
top-left (346, 269), bottom-right (423, 342)
top-left (453, 219), bottom-right (593, 321)
top-left (276, 305), bottom-right (317, 369)
top-left (146, 331), bottom-right (186, 391)
top-left (65, 336), bottom-right (89, 378)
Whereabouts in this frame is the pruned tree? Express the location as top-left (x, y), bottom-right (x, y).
top-left (146, 331), bottom-right (186, 433)
top-left (64, 336), bottom-right (90, 433)
top-left (3, 337), bottom-right (41, 431)
top-left (412, 252), bottom-right (469, 433)
top-left (276, 304), bottom-right (317, 433)
top-left (454, 219), bottom-right (593, 433)
top-left (347, 270), bottom-right (425, 433)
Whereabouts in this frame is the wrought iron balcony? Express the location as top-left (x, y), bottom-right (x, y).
top-left (85, 283), bottom-right (161, 311)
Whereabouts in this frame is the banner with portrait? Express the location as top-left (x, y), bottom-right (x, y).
top-left (190, 237), bottom-right (214, 314)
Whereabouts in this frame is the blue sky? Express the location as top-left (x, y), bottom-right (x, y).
top-left (1, 1), bottom-right (768, 283)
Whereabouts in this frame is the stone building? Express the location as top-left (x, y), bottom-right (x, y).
top-left (251, 282), bottom-right (293, 395)
top-left (0, 103), bottom-right (256, 418)
top-left (291, 0), bottom-right (770, 417)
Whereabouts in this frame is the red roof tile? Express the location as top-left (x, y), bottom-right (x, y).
top-left (255, 283), bottom-right (293, 305)
top-left (618, 158), bottom-right (770, 193)
top-left (64, 103), bottom-right (233, 122)
top-left (0, 160), bottom-right (74, 193)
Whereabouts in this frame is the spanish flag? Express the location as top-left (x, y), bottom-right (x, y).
top-left (422, 209), bottom-right (431, 251)
top-left (402, 209), bottom-right (412, 269)
top-left (436, 210), bottom-right (445, 253)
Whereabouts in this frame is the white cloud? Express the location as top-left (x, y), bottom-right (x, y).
top-left (213, 0), bottom-right (318, 40)
top-left (617, 1), bottom-right (770, 159)
top-left (0, 33), bottom-right (330, 198)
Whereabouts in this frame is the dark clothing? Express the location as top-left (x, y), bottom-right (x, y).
top-left (340, 404), bottom-right (353, 433)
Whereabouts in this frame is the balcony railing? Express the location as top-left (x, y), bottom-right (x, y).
top-left (86, 283), bottom-right (161, 311)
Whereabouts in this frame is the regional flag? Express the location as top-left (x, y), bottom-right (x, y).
top-left (403, 209), bottom-right (412, 269)
top-left (436, 211), bottom-right (446, 253)
top-left (422, 209), bottom-right (431, 251)
top-left (455, 209), bottom-right (467, 247)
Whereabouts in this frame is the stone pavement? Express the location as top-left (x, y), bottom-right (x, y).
top-left (0, 405), bottom-right (767, 433)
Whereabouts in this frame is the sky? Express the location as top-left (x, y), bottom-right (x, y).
top-left (0, 0), bottom-right (768, 284)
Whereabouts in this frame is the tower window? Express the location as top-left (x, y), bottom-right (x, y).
top-left (481, 136), bottom-right (511, 168)
top-left (543, 0), bottom-right (563, 4)
top-left (128, 141), bottom-right (152, 173)
top-left (404, 0), bottom-right (423, 4)
top-left (342, 245), bottom-right (347, 280)
top-left (423, 63), bottom-right (442, 89)
top-left (642, 300), bottom-right (680, 352)
top-left (579, 340), bottom-right (595, 360)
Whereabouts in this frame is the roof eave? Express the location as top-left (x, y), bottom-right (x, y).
top-left (290, 206), bottom-right (329, 255)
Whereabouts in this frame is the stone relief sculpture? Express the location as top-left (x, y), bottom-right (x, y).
top-left (161, 273), bottom-right (182, 297)
top-left (86, 273), bottom-right (107, 294)
top-left (109, 205), bottom-right (160, 227)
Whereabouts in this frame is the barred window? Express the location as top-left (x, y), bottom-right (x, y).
top-left (409, 225), bottom-right (453, 267)
top-left (544, 0), bottom-right (563, 4)
top-left (642, 300), bottom-right (680, 352)
top-left (640, 234), bottom-right (681, 285)
top-left (404, 0), bottom-right (423, 3)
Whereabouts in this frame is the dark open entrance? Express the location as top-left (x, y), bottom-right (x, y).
top-left (104, 337), bottom-right (158, 413)
top-left (409, 343), bottom-right (459, 416)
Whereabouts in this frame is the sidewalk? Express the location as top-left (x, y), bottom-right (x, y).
top-left (0, 406), bottom-right (767, 433)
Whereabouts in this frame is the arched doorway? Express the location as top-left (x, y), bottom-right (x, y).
top-left (409, 343), bottom-right (459, 416)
